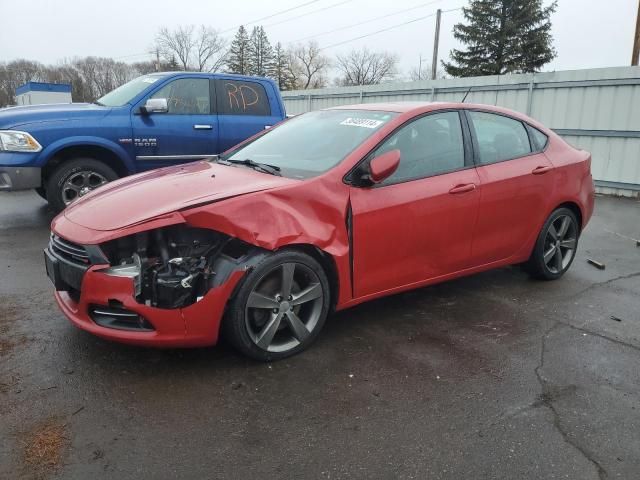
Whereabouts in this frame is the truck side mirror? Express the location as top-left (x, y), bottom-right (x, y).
top-left (140, 98), bottom-right (168, 115)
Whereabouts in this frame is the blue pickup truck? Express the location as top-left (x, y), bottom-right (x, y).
top-left (0, 72), bottom-right (286, 211)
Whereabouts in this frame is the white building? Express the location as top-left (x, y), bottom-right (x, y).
top-left (15, 82), bottom-right (72, 106)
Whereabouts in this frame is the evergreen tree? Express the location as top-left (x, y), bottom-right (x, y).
top-left (272, 42), bottom-right (297, 90)
top-left (226, 26), bottom-right (250, 74)
top-left (247, 26), bottom-right (275, 77)
top-left (443, 0), bottom-right (557, 77)
top-left (167, 55), bottom-right (180, 71)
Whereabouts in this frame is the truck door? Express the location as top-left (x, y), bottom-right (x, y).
top-left (215, 79), bottom-right (282, 152)
top-left (131, 76), bottom-right (218, 171)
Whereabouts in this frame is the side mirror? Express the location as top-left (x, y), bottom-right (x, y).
top-left (140, 98), bottom-right (168, 115)
top-left (368, 149), bottom-right (400, 184)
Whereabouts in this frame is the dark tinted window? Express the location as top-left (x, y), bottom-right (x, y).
top-left (217, 80), bottom-right (271, 116)
top-left (469, 111), bottom-right (532, 164)
top-left (373, 111), bottom-right (465, 185)
top-left (529, 126), bottom-right (549, 151)
top-left (151, 78), bottom-right (210, 114)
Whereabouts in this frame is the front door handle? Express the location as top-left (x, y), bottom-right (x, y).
top-left (449, 183), bottom-right (476, 194)
top-left (193, 124), bottom-right (213, 130)
top-left (531, 165), bottom-right (552, 175)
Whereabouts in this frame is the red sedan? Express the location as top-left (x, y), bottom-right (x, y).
top-left (45, 102), bottom-right (595, 360)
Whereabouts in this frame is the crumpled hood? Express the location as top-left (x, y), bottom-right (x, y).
top-left (0, 103), bottom-right (111, 129)
top-left (62, 161), bottom-right (298, 231)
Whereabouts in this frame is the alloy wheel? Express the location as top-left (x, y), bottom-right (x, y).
top-left (543, 214), bottom-right (578, 274)
top-left (245, 262), bottom-right (324, 353)
top-left (62, 170), bottom-right (108, 205)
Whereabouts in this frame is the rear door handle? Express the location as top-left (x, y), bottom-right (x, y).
top-left (193, 124), bottom-right (213, 130)
top-left (449, 183), bottom-right (476, 194)
top-left (531, 165), bottom-right (552, 175)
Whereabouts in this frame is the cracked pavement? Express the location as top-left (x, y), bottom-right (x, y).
top-left (1, 191), bottom-right (639, 479)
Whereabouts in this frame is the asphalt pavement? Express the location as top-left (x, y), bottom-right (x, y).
top-left (1, 190), bottom-right (639, 479)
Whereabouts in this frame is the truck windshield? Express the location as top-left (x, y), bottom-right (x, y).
top-left (97, 74), bottom-right (168, 107)
top-left (225, 109), bottom-right (397, 179)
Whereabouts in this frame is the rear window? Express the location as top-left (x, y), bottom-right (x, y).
top-left (468, 111), bottom-right (532, 164)
top-left (529, 126), bottom-right (549, 151)
top-left (217, 80), bottom-right (271, 116)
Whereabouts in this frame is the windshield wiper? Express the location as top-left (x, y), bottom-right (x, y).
top-left (224, 158), bottom-right (282, 176)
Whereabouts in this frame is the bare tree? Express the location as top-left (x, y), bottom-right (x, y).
top-left (335, 48), bottom-right (398, 86)
top-left (289, 41), bottom-right (330, 89)
top-left (407, 64), bottom-right (447, 81)
top-left (156, 25), bottom-right (225, 72)
top-left (194, 25), bottom-right (227, 72)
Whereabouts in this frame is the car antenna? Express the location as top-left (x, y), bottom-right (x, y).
top-left (461, 87), bottom-right (472, 103)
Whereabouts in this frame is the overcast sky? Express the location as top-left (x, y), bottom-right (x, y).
top-left (1, 0), bottom-right (637, 79)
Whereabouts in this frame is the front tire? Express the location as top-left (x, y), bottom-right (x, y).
top-left (46, 158), bottom-right (117, 213)
top-left (224, 250), bottom-right (331, 361)
top-left (526, 207), bottom-right (579, 280)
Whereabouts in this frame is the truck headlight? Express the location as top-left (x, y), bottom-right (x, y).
top-left (0, 130), bottom-right (42, 152)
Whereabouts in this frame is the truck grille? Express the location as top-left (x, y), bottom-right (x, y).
top-left (50, 234), bottom-right (90, 265)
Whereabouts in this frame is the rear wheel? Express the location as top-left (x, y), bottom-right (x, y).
top-left (526, 207), bottom-right (579, 280)
top-left (46, 158), bottom-right (117, 213)
top-left (224, 250), bottom-right (330, 361)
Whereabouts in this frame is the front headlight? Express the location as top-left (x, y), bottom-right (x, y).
top-left (0, 130), bottom-right (42, 152)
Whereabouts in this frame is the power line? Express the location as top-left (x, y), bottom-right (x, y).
top-left (292, 0), bottom-right (445, 43)
top-left (320, 7), bottom-right (461, 50)
top-left (220, 0), bottom-right (323, 34)
top-left (263, 0), bottom-right (354, 28)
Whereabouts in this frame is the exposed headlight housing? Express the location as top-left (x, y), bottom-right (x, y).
top-left (98, 253), bottom-right (143, 296)
top-left (0, 130), bottom-right (42, 152)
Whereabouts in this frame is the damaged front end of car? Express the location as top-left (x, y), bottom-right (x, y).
top-left (47, 218), bottom-right (270, 347)
top-left (98, 225), bottom-right (265, 310)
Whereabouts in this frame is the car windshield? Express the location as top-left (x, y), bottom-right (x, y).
top-left (97, 74), bottom-right (168, 107)
top-left (225, 109), bottom-right (397, 179)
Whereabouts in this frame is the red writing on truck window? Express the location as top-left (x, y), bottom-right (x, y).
top-left (226, 83), bottom-right (259, 111)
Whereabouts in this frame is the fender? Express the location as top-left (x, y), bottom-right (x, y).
top-left (38, 136), bottom-right (135, 172)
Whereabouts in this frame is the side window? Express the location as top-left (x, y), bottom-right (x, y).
top-left (468, 111), bottom-right (532, 164)
top-left (151, 78), bottom-right (210, 115)
top-left (528, 126), bottom-right (549, 151)
top-left (374, 111), bottom-right (466, 185)
top-left (216, 80), bottom-right (271, 116)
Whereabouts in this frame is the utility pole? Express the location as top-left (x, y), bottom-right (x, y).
top-left (418, 54), bottom-right (423, 80)
top-left (156, 48), bottom-right (161, 72)
top-left (431, 8), bottom-right (442, 80)
top-left (633, 0), bottom-right (640, 65)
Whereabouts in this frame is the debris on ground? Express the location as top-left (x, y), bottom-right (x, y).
top-left (587, 258), bottom-right (606, 270)
top-left (22, 420), bottom-right (68, 478)
top-left (610, 315), bottom-right (623, 322)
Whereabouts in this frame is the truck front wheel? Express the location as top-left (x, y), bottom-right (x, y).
top-left (46, 158), bottom-right (118, 213)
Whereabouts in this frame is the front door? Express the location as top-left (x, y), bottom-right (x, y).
top-left (131, 76), bottom-right (218, 171)
top-left (349, 111), bottom-right (481, 298)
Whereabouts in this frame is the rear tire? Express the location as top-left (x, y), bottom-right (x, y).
top-left (223, 250), bottom-right (331, 361)
top-left (46, 158), bottom-right (117, 213)
top-left (525, 207), bottom-right (579, 280)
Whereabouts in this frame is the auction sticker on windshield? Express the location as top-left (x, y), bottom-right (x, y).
top-left (340, 117), bottom-right (385, 129)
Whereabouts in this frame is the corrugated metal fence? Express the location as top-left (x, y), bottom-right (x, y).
top-left (281, 66), bottom-right (640, 196)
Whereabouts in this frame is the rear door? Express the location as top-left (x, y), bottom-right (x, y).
top-left (131, 76), bottom-right (218, 171)
top-left (349, 110), bottom-right (481, 298)
top-left (465, 110), bottom-right (554, 265)
top-left (215, 79), bottom-right (283, 152)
